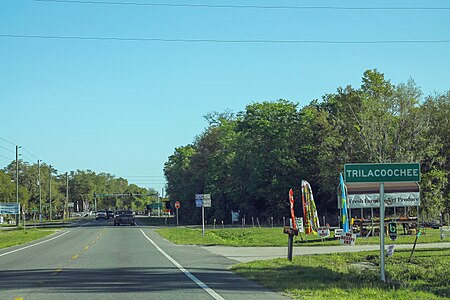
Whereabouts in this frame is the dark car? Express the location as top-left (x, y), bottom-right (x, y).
top-left (114, 210), bottom-right (135, 226)
top-left (106, 210), bottom-right (114, 219)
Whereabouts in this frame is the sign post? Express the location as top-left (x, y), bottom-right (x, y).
top-left (344, 163), bottom-right (420, 282)
top-left (195, 194), bottom-right (211, 238)
top-left (174, 201), bottom-right (180, 226)
top-left (379, 182), bottom-right (386, 282)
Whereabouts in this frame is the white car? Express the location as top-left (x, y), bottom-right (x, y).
top-left (96, 210), bottom-right (107, 220)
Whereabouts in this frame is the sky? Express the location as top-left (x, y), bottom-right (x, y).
top-left (1, 0), bottom-right (449, 194)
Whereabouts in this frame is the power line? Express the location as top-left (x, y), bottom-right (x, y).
top-left (21, 147), bottom-right (39, 160)
top-left (31, 0), bottom-right (450, 11)
top-left (0, 136), bottom-right (16, 146)
top-left (21, 154), bottom-right (36, 163)
top-left (0, 154), bottom-right (14, 161)
top-left (0, 145), bottom-right (15, 154)
top-left (1, 34), bottom-right (450, 44)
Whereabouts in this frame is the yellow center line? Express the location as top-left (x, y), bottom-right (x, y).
top-left (84, 246), bottom-right (89, 251)
top-left (14, 298), bottom-right (24, 300)
top-left (72, 254), bottom-right (79, 259)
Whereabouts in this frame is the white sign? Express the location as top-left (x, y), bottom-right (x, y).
top-left (317, 227), bottom-right (330, 238)
top-left (386, 244), bottom-right (396, 257)
top-left (295, 217), bottom-right (304, 233)
top-left (289, 217), bottom-right (304, 233)
top-left (334, 229), bottom-right (344, 238)
top-left (196, 194), bottom-right (211, 207)
top-left (340, 232), bottom-right (356, 246)
top-left (346, 193), bottom-right (420, 209)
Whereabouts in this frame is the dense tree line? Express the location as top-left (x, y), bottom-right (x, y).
top-left (0, 162), bottom-right (156, 221)
top-left (164, 70), bottom-right (450, 225)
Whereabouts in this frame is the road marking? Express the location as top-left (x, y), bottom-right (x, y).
top-left (84, 246), bottom-right (89, 250)
top-left (72, 254), bottom-right (79, 259)
top-left (140, 229), bottom-right (225, 300)
top-left (53, 268), bottom-right (62, 275)
top-left (0, 230), bottom-right (71, 257)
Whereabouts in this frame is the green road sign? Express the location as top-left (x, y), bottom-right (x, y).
top-left (344, 163), bottom-right (420, 183)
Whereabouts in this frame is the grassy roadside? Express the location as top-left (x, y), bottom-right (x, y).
top-left (0, 228), bottom-right (61, 249)
top-left (231, 248), bottom-right (450, 300)
top-left (155, 227), bottom-right (445, 247)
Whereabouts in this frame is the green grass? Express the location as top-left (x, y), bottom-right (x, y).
top-left (0, 228), bottom-right (60, 249)
top-left (155, 226), bottom-right (446, 247)
top-left (231, 248), bottom-right (450, 300)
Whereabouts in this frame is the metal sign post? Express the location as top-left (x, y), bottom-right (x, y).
top-left (175, 201), bottom-right (180, 226)
top-left (195, 194), bottom-right (211, 238)
top-left (202, 205), bottom-right (205, 237)
top-left (380, 182), bottom-right (385, 282)
top-left (344, 162), bottom-right (420, 283)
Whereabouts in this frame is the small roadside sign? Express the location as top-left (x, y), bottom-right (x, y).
top-left (195, 194), bottom-right (211, 207)
top-left (334, 229), bottom-right (344, 238)
top-left (295, 217), bottom-right (304, 233)
top-left (340, 232), bottom-right (356, 246)
top-left (387, 244), bottom-right (396, 257)
top-left (175, 201), bottom-right (180, 209)
top-left (317, 227), bottom-right (330, 238)
top-left (195, 193), bottom-right (211, 238)
top-left (389, 222), bottom-right (398, 240)
top-left (0, 203), bottom-right (20, 215)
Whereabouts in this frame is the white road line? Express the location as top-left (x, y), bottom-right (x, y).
top-left (0, 230), bottom-right (71, 257)
top-left (140, 229), bottom-right (225, 300)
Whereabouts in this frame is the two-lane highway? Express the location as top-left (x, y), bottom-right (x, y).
top-left (0, 220), bottom-right (287, 300)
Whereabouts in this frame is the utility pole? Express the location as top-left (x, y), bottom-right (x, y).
top-left (15, 145), bottom-right (20, 226)
top-left (38, 160), bottom-right (42, 223)
top-left (49, 165), bottom-right (52, 221)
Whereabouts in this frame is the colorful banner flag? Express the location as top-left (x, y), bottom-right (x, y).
top-left (301, 180), bottom-right (320, 234)
top-left (301, 181), bottom-right (311, 234)
top-left (340, 173), bottom-right (350, 232)
top-left (289, 189), bottom-right (297, 229)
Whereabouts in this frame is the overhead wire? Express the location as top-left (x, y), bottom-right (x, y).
top-left (21, 147), bottom-right (40, 160)
top-left (0, 145), bottom-right (15, 154)
top-left (1, 34), bottom-right (450, 44)
top-left (0, 136), bottom-right (16, 146)
top-left (31, 0), bottom-right (450, 11)
top-left (0, 154), bottom-right (14, 161)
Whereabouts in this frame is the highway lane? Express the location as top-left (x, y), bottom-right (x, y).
top-left (0, 220), bottom-right (287, 300)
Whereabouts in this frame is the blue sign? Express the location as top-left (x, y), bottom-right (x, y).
top-left (195, 199), bottom-right (203, 207)
top-left (0, 203), bottom-right (20, 214)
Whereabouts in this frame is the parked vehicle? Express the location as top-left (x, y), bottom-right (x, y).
top-left (96, 210), bottom-right (107, 220)
top-left (114, 210), bottom-right (135, 226)
top-left (106, 210), bottom-right (114, 219)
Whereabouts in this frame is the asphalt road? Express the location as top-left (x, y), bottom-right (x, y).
top-left (0, 219), bottom-right (288, 300)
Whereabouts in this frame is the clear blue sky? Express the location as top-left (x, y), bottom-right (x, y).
top-left (1, 0), bottom-right (449, 193)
